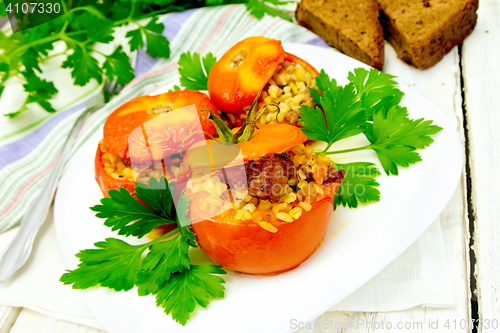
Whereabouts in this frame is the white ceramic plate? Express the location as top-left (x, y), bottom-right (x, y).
top-left (54, 44), bottom-right (462, 333)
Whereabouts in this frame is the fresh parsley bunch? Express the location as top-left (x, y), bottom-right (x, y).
top-left (174, 51), bottom-right (442, 209)
top-left (60, 176), bottom-right (226, 325)
top-left (0, 0), bottom-right (293, 117)
top-left (300, 69), bottom-right (442, 208)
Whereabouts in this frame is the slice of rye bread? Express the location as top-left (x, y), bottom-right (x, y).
top-left (296, 0), bottom-right (385, 70)
top-left (377, 0), bottom-right (479, 69)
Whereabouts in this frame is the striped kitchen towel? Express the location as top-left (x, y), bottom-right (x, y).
top-left (0, 5), bottom-right (326, 233)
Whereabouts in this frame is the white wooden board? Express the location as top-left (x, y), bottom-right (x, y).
top-left (461, 0), bottom-right (500, 332)
top-left (0, 306), bottom-right (20, 333)
top-left (0, 4), bottom-right (483, 332)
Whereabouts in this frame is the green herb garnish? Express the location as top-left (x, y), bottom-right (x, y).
top-left (60, 176), bottom-right (226, 325)
top-left (178, 51), bottom-right (217, 91)
top-left (243, 0), bottom-right (295, 21)
top-left (0, 0), bottom-right (292, 117)
top-left (333, 162), bottom-right (381, 209)
top-left (300, 68), bottom-right (442, 207)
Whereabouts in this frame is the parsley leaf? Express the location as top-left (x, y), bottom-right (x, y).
top-left (126, 18), bottom-right (170, 59)
top-left (23, 71), bottom-right (57, 106)
top-left (69, 12), bottom-right (115, 45)
top-left (144, 17), bottom-right (165, 34)
top-left (0, 2), bottom-right (8, 16)
top-left (178, 51), bottom-right (217, 91)
top-left (300, 70), bottom-right (365, 150)
top-left (144, 32), bottom-right (170, 59)
top-left (20, 47), bottom-right (42, 74)
top-left (348, 68), bottom-right (404, 120)
top-left (309, 68), bottom-right (333, 106)
top-left (90, 177), bottom-right (176, 238)
top-left (175, 189), bottom-right (198, 247)
top-left (134, 176), bottom-right (174, 219)
top-left (245, 0), bottom-right (294, 21)
top-left (301, 67), bottom-right (442, 209)
top-left (334, 162), bottom-right (381, 209)
top-left (136, 234), bottom-right (191, 296)
top-left (6, 71), bottom-right (58, 117)
top-left (364, 106), bottom-right (443, 175)
top-left (126, 29), bottom-right (144, 51)
top-left (60, 238), bottom-right (147, 291)
top-left (155, 265), bottom-right (226, 325)
top-left (168, 85), bottom-right (181, 92)
top-left (62, 46), bottom-right (103, 86)
top-left (103, 46), bottom-right (135, 87)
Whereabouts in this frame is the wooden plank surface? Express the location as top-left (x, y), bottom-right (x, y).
top-left (9, 309), bottom-right (104, 333)
top-left (461, 0), bottom-right (500, 332)
top-left (0, 5), bottom-right (479, 333)
top-left (0, 306), bottom-right (20, 333)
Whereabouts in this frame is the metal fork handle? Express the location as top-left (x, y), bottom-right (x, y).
top-left (0, 105), bottom-right (102, 283)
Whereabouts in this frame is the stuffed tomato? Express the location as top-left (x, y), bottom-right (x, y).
top-left (95, 89), bottom-right (217, 197)
top-left (207, 36), bottom-right (319, 128)
top-left (181, 123), bottom-right (344, 274)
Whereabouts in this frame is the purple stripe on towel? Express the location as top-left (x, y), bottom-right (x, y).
top-left (0, 105), bottom-right (83, 170)
top-left (305, 37), bottom-right (330, 48)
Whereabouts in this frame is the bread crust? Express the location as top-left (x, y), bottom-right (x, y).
top-left (296, 0), bottom-right (385, 70)
top-left (378, 0), bottom-right (479, 69)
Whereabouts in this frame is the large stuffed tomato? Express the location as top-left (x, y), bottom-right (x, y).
top-left (207, 36), bottom-right (319, 127)
top-left (191, 197), bottom-right (335, 275)
top-left (95, 90), bottom-right (217, 197)
top-left (183, 124), bottom-right (343, 274)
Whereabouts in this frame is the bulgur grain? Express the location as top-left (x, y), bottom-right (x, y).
top-left (298, 201), bottom-right (312, 211)
top-left (289, 207), bottom-right (303, 219)
top-left (243, 203), bottom-right (256, 213)
top-left (258, 221), bottom-right (278, 233)
top-left (276, 212), bottom-right (294, 222)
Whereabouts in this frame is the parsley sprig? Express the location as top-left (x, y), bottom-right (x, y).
top-left (300, 68), bottom-right (442, 207)
top-left (60, 176), bottom-right (226, 325)
top-left (0, 0), bottom-right (293, 117)
top-left (302, 69), bottom-right (442, 175)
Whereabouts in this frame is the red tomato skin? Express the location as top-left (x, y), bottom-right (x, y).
top-left (94, 145), bottom-right (135, 197)
top-left (191, 198), bottom-right (334, 275)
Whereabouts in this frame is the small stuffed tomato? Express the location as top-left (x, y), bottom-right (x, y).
top-left (182, 124), bottom-right (345, 274)
top-left (207, 36), bottom-right (285, 114)
top-left (95, 90), bottom-right (217, 197)
top-left (208, 36), bottom-right (319, 128)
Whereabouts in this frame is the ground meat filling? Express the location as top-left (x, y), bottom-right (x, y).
top-left (185, 145), bottom-right (346, 228)
top-left (245, 153), bottom-right (294, 202)
top-left (243, 153), bottom-right (344, 203)
top-left (307, 167), bottom-right (345, 185)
